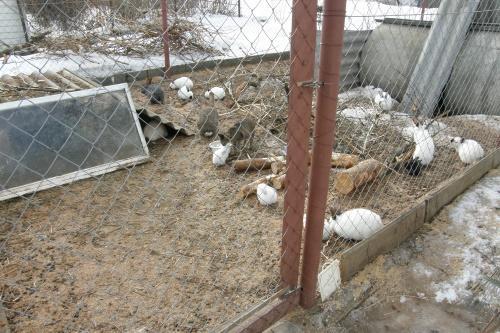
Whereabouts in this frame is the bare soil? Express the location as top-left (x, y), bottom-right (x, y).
top-left (0, 61), bottom-right (290, 332)
top-left (0, 138), bottom-right (284, 332)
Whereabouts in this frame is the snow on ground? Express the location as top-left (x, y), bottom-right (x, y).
top-left (429, 176), bottom-right (499, 305)
top-left (342, 0), bottom-right (436, 30)
top-left (0, 0), bottom-right (437, 79)
top-left (0, 51), bottom-right (212, 79)
top-left (458, 114), bottom-right (500, 132)
top-left (338, 85), bottom-right (500, 147)
top-left (337, 85), bottom-right (461, 146)
top-left (196, 0), bottom-right (437, 58)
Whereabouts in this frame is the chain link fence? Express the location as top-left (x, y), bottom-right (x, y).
top-left (1, 0), bottom-right (499, 331)
top-left (1, 0), bottom-right (299, 331)
top-left (315, 0), bottom-right (499, 313)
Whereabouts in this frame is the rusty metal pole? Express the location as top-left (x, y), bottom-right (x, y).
top-left (280, 0), bottom-right (317, 288)
top-left (161, 0), bottom-right (171, 76)
top-left (420, 0), bottom-right (427, 21)
top-left (300, 0), bottom-right (346, 308)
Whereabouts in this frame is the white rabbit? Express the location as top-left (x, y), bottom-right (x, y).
top-left (401, 126), bottom-right (416, 142)
top-left (177, 86), bottom-right (193, 100)
top-left (143, 119), bottom-right (167, 142)
top-left (404, 124), bottom-right (434, 176)
top-left (374, 91), bottom-right (393, 111)
top-left (331, 208), bottom-right (383, 241)
top-left (364, 85), bottom-right (383, 99)
top-left (212, 143), bottom-right (232, 166)
top-left (256, 183), bottom-right (278, 206)
top-left (302, 214), bottom-right (335, 241)
top-left (169, 77), bottom-right (193, 90)
top-left (412, 125), bottom-right (435, 166)
top-left (204, 87), bottom-right (225, 100)
top-left (450, 137), bottom-right (484, 164)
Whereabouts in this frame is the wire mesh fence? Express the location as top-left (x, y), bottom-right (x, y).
top-left (316, 0), bottom-right (499, 309)
top-left (0, 0), bottom-right (302, 331)
top-left (0, 0), bottom-right (499, 331)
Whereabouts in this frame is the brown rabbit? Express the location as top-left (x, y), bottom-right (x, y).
top-left (197, 92), bottom-right (219, 138)
top-left (219, 118), bottom-right (256, 149)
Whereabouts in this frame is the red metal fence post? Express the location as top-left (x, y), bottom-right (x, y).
top-left (300, 0), bottom-right (347, 308)
top-left (280, 0), bottom-right (317, 288)
top-left (420, 0), bottom-right (428, 21)
top-left (161, 0), bottom-right (171, 75)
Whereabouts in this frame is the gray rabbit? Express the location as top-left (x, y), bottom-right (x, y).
top-left (219, 118), bottom-right (256, 149)
top-left (141, 84), bottom-right (164, 104)
top-left (197, 92), bottom-right (219, 138)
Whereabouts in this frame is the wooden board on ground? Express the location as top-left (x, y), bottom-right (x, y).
top-left (425, 151), bottom-right (496, 222)
top-left (217, 289), bottom-right (299, 333)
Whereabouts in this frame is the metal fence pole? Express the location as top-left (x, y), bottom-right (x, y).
top-left (420, 0), bottom-right (427, 21)
top-left (280, 0), bottom-right (317, 288)
top-left (161, 0), bottom-right (171, 75)
top-left (300, 0), bottom-right (346, 308)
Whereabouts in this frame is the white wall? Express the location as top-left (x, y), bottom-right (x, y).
top-left (0, 0), bottom-right (29, 52)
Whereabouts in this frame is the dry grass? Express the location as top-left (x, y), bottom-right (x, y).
top-left (27, 16), bottom-right (220, 57)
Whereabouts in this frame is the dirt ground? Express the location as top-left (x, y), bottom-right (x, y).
top-left (273, 168), bottom-right (500, 333)
top-left (0, 61), bottom-right (291, 332)
top-left (0, 138), bottom-right (285, 332)
top-left (1, 60), bottom-right (499, 332)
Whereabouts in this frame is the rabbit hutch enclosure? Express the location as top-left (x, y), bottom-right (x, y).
top-left (0, 0), bottom-right (499, 331)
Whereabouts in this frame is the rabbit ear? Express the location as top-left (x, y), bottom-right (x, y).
top-left (411, 116), bottom-right (419, 126)
top-left (460, 137), bottom-right (465, 143)
top-left (218, 134), bottom-right (229, 145)
top-left (330, 204), bottom-right (342, 217)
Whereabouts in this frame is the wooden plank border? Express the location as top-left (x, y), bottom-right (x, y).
top-left (96, 52), bottom-right (291, 85)
top-left (340, 148), bottom-right (499, 282)
top-left (425, 150), bottom-right (497, 222)
top-left (216, 289), bottom-right (299, 333)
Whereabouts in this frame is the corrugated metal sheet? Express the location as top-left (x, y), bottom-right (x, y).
top-left (315, 30), bottom-right (371, 91)
top-left (0, 0), bottom-right (28, 52)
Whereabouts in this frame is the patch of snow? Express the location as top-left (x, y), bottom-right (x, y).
top-left (339, 107), bottom-right (377, 122)
top-left (435, 286), bottom-right (458, 303)
top-left (0, 52), bottom-right (165, 78)
top-left (455, 115), bottom-right (500, 132)
top-left (399, 295), bottom-right (407, 303)
top-left (412, 262), bottom-right (434, 278)
top-left (341, 1), bottom-right (437, 31)
top-left (416, 292), bottom-right (425, 299)
top-left (338, 85), bottom-right (384, 102)
top-left (433, 176), bottom-right (500, 305)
